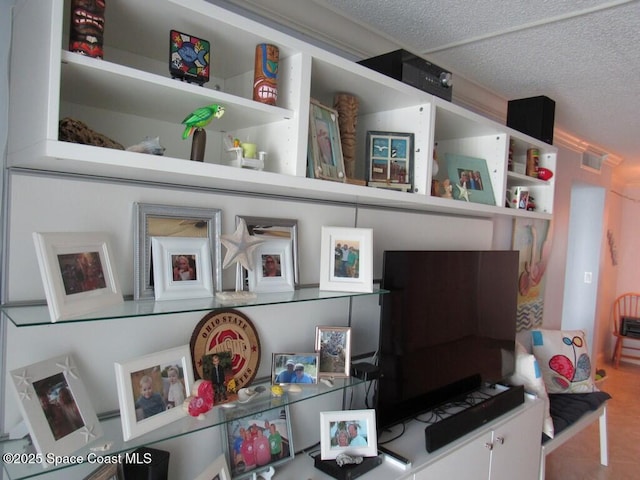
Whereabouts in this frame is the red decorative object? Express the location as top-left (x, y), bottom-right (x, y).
top-left (183, 379), bottom-right (214, 418)
top-left (537, 167), bottom-right (554, 181)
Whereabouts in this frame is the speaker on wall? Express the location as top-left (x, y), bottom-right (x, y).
top-left (507, 95), bottom-right (555, 145)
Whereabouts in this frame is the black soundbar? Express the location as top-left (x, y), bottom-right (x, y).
top-left (424, 385), bottom-right (525, 452)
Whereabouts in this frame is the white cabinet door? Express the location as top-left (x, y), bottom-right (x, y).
top-left (414, 431), bottom-right (492, 480)
top-left (489, 400), bottom-right (543, 480)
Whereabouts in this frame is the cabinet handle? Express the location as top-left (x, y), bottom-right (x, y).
top-left (495, 436), bottom-right (505, 445)
top-left (485, 442), bottom-right (494, 450)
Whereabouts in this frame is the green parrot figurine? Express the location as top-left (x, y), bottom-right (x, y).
top-left (181, 104), bottom-right (225, 139)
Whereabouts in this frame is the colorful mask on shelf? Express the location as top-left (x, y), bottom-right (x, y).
top-left (69, 0), bottom-right (106, 59)
top-left (253, 43), bottom-right (279, 105)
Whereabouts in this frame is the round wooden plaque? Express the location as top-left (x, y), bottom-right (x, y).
top-left (190, 309), bottom-right (261, 389)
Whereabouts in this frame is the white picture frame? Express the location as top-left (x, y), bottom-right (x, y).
top-left (114, 345), bottom-right (195, 441)
top-left (193, 453), bottom-right (231, 480)
top-left (32, 232), bottom-right (123, 322)
top-left (248, 238), bottom-right (295, 293)
top-left (9, 354), bottom-right (104, 458)
top-left (319, 227), bottom-right (373, 293)
top-left (151, 236), bottom-right (214, 301)
top-left (133, 203), bottom-right (222, 300)
top-left (320, 409), bottom-right (377, 460)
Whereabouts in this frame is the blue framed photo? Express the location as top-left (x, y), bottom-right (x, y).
top-left (365, 131), bottom-right (414, 192)
top-left (445, 153), bottom-right (496, 205)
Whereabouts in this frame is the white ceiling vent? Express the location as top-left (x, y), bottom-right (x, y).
top-left (581, 148), bottom-right (608, 174)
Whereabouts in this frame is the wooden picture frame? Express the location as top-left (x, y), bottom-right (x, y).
top-left (365, 131), bottom-right (414, 192)
top-left (315, 326), bottom-right (351, 378)
top-left (32, 232), bottom-right (123, 322)
top-left (151, 236), bottom-right (214, 301)
top-left (319, 227), bottom-right (373, 293)
top-left (221, 399), bottom-right (294, 479)
top-left (9, 354), bottom-right (104, 458)
top-left (134, 203), bottom-right (222, 299)
top-left (271, 353), bottom-right (319, 385)
top-left (114, 345), bottom-right (194, 441)
top-left (445, 153), bottom-right (496, 205)
top-left (308, 100), bottom-right (346, 182)
top-left (320, 409), bottom-right (377, 460)
top-left (247, 238), bottom-right (295, 293)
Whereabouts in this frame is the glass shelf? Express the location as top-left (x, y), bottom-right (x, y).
top-left (1, 377), bottom-right (363, 479)
top-left (1, 287), bottom-right (388, 327)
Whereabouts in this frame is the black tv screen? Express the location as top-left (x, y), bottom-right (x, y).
top-left (377, 250), bottom-right (519, 430)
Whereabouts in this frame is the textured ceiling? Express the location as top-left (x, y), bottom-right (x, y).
top-left (317, 0), bottom-right (640, 182)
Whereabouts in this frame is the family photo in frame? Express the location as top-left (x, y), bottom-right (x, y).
top-left (221, 402), bottom-right (294, 479)
top-left (134, 203), bottom-right (222, 299)
top-left (320, 227), bottom-right (373, 293)
top-left (32, 231), bottom-right (123, 322)
top-left (271, 353), bottom-right (319, 385)
top-left (320, 409), bottom-right (377, 460)
top-left (114, 345), bottom-right (194, 441)
top-left (9, 354), bottom-right (103, 457)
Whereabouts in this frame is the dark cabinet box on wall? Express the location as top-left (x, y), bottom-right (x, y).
top-left (358, 49), bottom-right (453, 101)
top-left (507, 95), bottom-right (555, 144)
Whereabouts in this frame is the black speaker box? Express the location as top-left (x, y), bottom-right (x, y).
top-left (313, 454), bottom-right (383, 480)
top-left (122, 447), bottom-right (170, 480)
top-left (507, 96), bottom-right (555, 144)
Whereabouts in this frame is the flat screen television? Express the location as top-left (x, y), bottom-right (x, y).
top-left (376, 250), bottom-right (519, 431)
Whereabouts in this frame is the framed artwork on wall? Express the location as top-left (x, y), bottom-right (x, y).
top-left (32, 232), bottom-right (123, 322)
top-left (308, 100), bottom-right (346, 182)
top-left (134, 203), bottom-right (222, 299)
top-left (9, 354), bottom-right (104, 457)
top-left (114, 345), bottom-right (194, 441)
top-left (365, 131), bottom-right (414, 192)
top-left (319, 227), bottom-right (373, 293)
top-left (151, 236), bottom-right (214, 301)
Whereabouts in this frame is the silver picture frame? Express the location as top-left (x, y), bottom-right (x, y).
top-left (134, 203), bottom-right (222, 299)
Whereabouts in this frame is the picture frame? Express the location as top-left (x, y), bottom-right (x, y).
top-left (365, 131), bottom-right (414, 192)
top-left (319, 227), bottom-right (373, 293)
top-left (247, 238), bottom-right (295, 293)
top-left (236, 215), bottom-right (300, 288)
top-left (445, 153), bottom-right (496, 205)
top-left (151, 236), bottom-right (214, 301)
top-left (114, 345), bottom-right (195, 441)
top-left (221, 399), bottom-right (294, 479)
top-left (83, 463), bottom-right (124, 480)
top-left (308, 99), bottom-right (346, 182)
top-left (315, 326), bottom-right (351, 378)
top-left (193, 453), bottom-right (231, 480)
top-left (134, 203), bottom-right (222, 300)
top-left (9, 354), bottom-right (104, 457)
top-left (319, 409), bottom-right (377, 460)
top-left (271, 353), bottom-right (319, 385)
top-left (32, 232), bottom-right (123, 322)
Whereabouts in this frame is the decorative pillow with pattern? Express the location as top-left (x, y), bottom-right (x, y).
top-left (509, 341), bottom-right (554, 438)
top-left (531, 329), bottom-right (597, 394)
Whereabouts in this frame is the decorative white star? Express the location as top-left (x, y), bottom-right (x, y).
top-left (56, 356), bottom-right (79, 379)
top-left (220, 218), bottom-right (265, 271)
top-left (80, 424), bottom-right (97, 443)
top-left (18, 389), bottom-right (32, 401)
top-left (13, 369), bottom-right (32, 388)
top-left (455, 183), bottom-right (471, 202)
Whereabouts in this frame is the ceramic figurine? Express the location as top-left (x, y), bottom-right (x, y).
top-left (181, 104), bottom-right (225, 161)
top-left (253, 43), bottom-right (279, 105)
top-left (69, 0), bottom-right (106, 59)
top-left (183, 379), bottom-right (214, 419)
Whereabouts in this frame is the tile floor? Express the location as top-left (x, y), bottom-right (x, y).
top-left (544, 361), bottom-right (640, 479)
